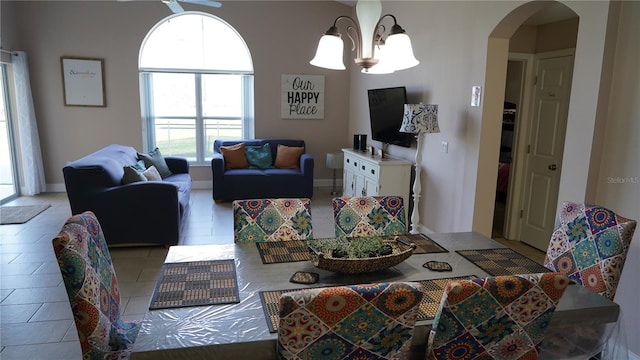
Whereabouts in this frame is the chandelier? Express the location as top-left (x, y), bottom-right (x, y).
top-left (310, 0), bottom-right (419, 74)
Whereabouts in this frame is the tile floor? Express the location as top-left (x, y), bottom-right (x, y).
top-left (0, 188), bottom-right (544, 359)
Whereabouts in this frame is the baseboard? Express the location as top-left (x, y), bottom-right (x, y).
top-left (47, 179), bottom-right (341, 193)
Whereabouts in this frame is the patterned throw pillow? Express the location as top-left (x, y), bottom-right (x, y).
top-left (245, 143), bottom-right (273, 169)
top-left (220, 143), bottom-right (249, 170)
top-left (233, 198), bottom-right (312, 242)
top-left (274, 144), bottom-right (304, 169)
top-left (137, 147), bottom-right (173, 178)
top-left (333, 196), bottom-right (407, 238)
top-left (142, 165), bottom-right (162, 181)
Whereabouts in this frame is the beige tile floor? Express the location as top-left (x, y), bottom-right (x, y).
top-left (0, 188), bottom-right (544, 359)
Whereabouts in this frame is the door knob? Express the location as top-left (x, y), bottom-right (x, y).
top-left (548, 164), bottom-right (557, 171)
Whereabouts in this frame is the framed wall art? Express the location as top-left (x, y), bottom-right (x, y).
top-left (61, 57), bottom-right (106, 107)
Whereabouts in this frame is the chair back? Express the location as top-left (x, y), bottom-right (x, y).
top-left (233, 198), bottom-right (313, 243)
top-left (52, 211), bottom-right (139, 359)
top-left (544, 201), bottom-right (636, 300)
top-left (333, 196), bottom-right (407, 238)
top-left (278, 281), bottom-right (423, 360)
top-left (427, 273), bottom-right (569, 360)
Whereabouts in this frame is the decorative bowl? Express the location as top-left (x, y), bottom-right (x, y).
top-left (308, 236), bottom-right (416, 274)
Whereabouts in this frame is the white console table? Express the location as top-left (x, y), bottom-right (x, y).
top-left (341, 148), bottom-right (412, 218)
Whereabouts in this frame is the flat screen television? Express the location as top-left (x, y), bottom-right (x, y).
top-left (368, 86), bottom-right (412, 148)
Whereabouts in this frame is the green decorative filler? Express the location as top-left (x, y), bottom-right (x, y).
top-left (308, 236), bottom-right (416, 274)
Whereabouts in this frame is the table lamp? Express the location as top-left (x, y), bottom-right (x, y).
top-left (399, 103), bottom-right (439, 234)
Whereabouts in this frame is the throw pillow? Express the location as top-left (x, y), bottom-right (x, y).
top-left (220, 143), bottom-right (249, 169)
top-left (245, 143), bottom-right (273, 169)
top-left (142, 165), bottom-right (162, 181)
top-left (137, 148), bottom-right (173, 178)
top-left (122, 165), bottom-right (148, 184)
top-left (275, 144), bottom-right (304, 169)
top-left (133, 160), bottom-right (146, 172)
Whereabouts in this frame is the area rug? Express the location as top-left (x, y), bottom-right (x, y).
top-left (456, 248), bottom-right (550, 276)
top-left (0, 204), bottom-right (51, 225)
top-left (149, 259), bottom-right (240, 310)
top-left (259, 275), bottom-right (476, 333)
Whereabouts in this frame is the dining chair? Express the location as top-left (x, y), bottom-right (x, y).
top-left (277, 281), bottom-right (424, 360)
top-left (52, 211), bottom-right (140, 359)
top-left (332, 195), bottom-right (407, 238)
top-left (539, 202), bottom-right (636, 360)
top-left (233, 198), bottom-right (313, 243)
top-left (543, 201), bottom-right (636, 300)
top-left (426, 273), bottom-right (570, 360)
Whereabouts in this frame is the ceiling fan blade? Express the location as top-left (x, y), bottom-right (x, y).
top-left (182, 0), bottom-right (222, 8)
top-left (164, 0), bottom-right (184, 13)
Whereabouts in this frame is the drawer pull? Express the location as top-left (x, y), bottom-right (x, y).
top-left (354, 162), bottom-right (358, 167)
top-left (361, 165), bottom-right (365, 170)
top-left (371, 169), bottom-right (375, 175)
top-left (346, 158), bottom-right (350, 164)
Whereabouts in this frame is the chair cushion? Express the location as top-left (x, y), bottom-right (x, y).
top-left (333, 196), bottom-right (407, 238)
top-left (544, 202), bottom-right (636, 300)
top-left (137, 147), bottom-right (173, 178)
top-left (427, 273), bottom-right (569, 360)
top-left (233, 198), bottom-right (312, 243)
top-left (278, 282), bottom-right (424, 360)
top-left (221, 142), bottom-right (249, 169)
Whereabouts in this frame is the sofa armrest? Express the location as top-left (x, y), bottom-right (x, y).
top-left (300, 153), bottom-right (314, 175)
top-left (165, 157), bottom-right (189, 174)
top-left (211, 153), bottom-right (225, 176)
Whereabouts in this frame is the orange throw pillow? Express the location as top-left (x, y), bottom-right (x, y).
top-left (275, 145), bottom-right (304, 169)
top-left (220, 143), bottom-right (248, 169)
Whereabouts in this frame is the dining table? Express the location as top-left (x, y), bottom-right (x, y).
top-left (130, 232), bottom-right (620, 360)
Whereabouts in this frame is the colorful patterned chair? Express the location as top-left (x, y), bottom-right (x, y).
top-left (333, 196), bottom-right (407, 238)
top-left (233, 198), bottom-right (313, 243)
top-left (543, 201), bottom-right (636, 301)
top-left (278, 281), bottom-right (424, 360)
top-left (540, 202), bottom-right (636, 359)
top-left (52, 211), bottom-right (140, 359)
top-left (426, 273), bottom-right (570, 360)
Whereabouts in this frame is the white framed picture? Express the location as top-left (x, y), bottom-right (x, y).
top-left (281, 74), bottom-right (324, 119)
top-left (61, 57), bottom-right (105, 107)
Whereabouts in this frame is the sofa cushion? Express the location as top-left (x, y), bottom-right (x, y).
top-left (245, 143), bottom-right (273, 169)
top-left (274, 144), bottom-right (304, 169)
top-left (138, 148), bottom-right (173, 178)
top-left (142, 165), bottom-right (162, 181)
top-left (122, 165), bottom-right (148, 184)
top-left (221, 143), bottom-right (249, 169)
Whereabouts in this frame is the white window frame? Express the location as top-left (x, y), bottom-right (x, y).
top-left (139, 13), bottom-right (254, 165)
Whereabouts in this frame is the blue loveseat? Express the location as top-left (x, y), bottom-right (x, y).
top-left (211, 139), bottom-right (314, 201)
top-left (63, 144), bottom-right (191, 246)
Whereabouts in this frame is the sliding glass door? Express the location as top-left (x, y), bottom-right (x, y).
top-left (0, 64), bottom-right (18, 203)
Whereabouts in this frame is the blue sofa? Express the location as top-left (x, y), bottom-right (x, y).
top-left (211, 139), bottom-right (314, 201)
top-left (62, 144), bottom-right (191, 246)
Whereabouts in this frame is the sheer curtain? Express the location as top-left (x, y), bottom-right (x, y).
top-left (12, 51), bottom-right (46, 195)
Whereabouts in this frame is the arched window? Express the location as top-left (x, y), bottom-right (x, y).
top-left (139, 12), bottom-right (253, 164)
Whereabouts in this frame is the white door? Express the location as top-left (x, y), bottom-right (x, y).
top-left (520, 53), bottom-right (574, 251)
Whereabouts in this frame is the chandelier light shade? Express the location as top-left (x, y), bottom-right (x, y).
top-left (400, 103), bottom-right (439, 234)
top-left (310, 0), bottom-right (419, 74)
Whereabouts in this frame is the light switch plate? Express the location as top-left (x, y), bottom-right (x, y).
top-left (441, 141), bottom-right (448, 153)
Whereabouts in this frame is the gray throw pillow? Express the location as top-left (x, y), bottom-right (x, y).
top-left (138, 147), bottom-right (173, 178)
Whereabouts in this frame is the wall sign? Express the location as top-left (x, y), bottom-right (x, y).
top-left (61, 57), bottom-right (106, 107)
top-left (281, 74), bottom-right (324, 119)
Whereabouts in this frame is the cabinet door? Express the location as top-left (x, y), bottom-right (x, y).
top-left (364, 177), bottom-right (379, 196)
top-left (342, 170), bottom-right (355, 197)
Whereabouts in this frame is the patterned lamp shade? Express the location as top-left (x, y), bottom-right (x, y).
top-left (400, 104), bottom-right (440, 134)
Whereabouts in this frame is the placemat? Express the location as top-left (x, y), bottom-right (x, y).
top-left (456, 248), bottom-right (550, 276)
top-left (149, 259), bottom-right (240, 310)
top-left (396, 233), bottom-right (449, 254)
top-left (259, 275), bottom-right (475, 333)
top-left (256, 240), bottom-right (311, 264)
